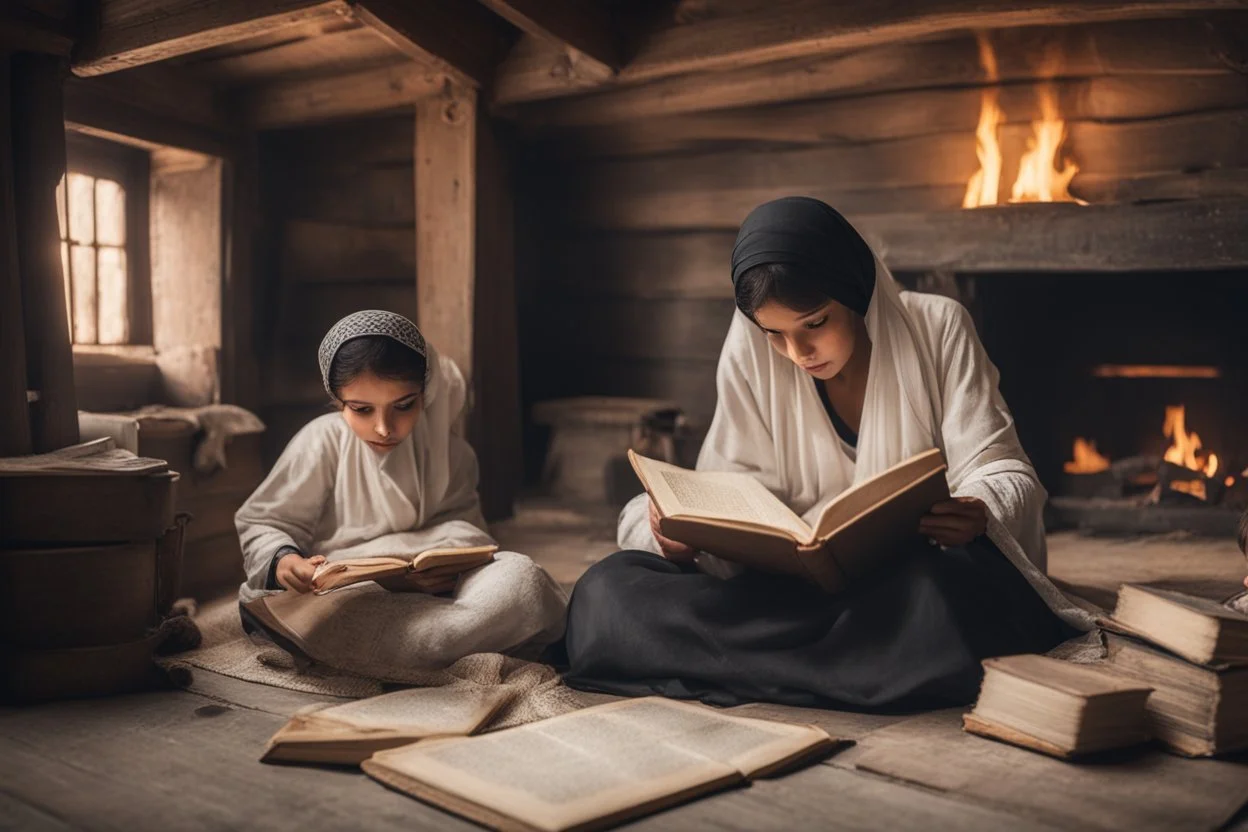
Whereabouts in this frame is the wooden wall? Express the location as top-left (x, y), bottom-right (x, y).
top-left (513, 15), bottom-right (1248, 439)
top-left (256, 115), bottom-right (417, 460)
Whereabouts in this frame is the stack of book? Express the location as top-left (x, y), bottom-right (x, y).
top-left (1101, 584), bottom-right (1248, 757)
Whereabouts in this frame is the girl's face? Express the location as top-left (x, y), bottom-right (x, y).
top-left (753, 299), bottom-right (861, 381)
top-left (337, 371), bottom-right (424, 453)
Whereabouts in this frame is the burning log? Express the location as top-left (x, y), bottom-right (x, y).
top-left (1157, 460), bottom-right (1228, 506)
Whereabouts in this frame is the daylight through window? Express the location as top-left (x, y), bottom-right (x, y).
top-left (56, 172), bottom-right (129, 344)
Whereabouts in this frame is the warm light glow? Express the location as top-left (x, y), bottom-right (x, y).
top-left (963, 35), bottom-right (1003, 209)
top-left (1226, 476), bottom-right (1236, 488)
top-left (1091, 364), bottom-right (1221, 379)
top-left (1064, 437), bottom-right (1110, 474)
top-left (1009, 85), bottom-right (1084, 205)
top-left (1163, 405), bottom-right (1218, 501)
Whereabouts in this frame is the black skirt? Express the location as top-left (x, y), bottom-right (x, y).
top-left (559, 538), bottom-right (1073, 710)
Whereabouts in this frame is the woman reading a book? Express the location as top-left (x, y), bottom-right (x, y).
top-left (560, 197), bottom-right (1094, 709)
top-left (235, 310), bottom-right (567, 676)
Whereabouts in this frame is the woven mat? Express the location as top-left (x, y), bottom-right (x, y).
top-left (159, 598), bottom-right (580, 730)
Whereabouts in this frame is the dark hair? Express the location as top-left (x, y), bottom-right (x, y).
top-left (327, 336), bottom-right (428, 400)
top-left (1238, 508), bottom-right (1248, 556)
top-left (734, 262), bottom-right (834, 320)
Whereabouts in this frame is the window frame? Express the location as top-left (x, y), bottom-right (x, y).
top-left (63, 132), bottom-right (153, 347)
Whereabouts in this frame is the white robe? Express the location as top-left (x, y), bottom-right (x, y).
top-left (235, 345), bottom-right (568, 671)
top-left (619, 260), bottom-right (1095, 631)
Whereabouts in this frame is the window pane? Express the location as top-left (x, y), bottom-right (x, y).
top-left (61, 241), bottom-right (71, 340)
top-left (56, 175), bottom-right (67, 241)
top-left (70, 244), bottom-right (97, 344)
top-left (95, 179), bottom-right (126, 246)
top-left (97, 247), bottom-right (129, 345)
top-left (67, 172), bottom-right (95, 244)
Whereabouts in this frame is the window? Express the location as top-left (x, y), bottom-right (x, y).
top-left (56, 133), bottom-right (152, 347)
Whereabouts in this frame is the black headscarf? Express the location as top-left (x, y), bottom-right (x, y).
top-left (730, 197), bottom-right (876, 316)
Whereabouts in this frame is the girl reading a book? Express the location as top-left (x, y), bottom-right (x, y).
top-left (560, 197), bottom-right (1093, 709)
top-left (235, 310), bottom-right (567, 676)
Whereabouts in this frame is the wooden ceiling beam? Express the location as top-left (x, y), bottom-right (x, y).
top-left (238, 61), bottom-right (445, 128)
top-left (494, 0), bottom-right (1248, 105)
top-left (72, 0), bottom-right (350, 77)
top-left (477, 0), bottom-right (620, 71)
top-left (348, 0), bottom-right (513, 88)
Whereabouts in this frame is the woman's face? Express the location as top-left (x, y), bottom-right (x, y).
top-left (753, 299), bottom-right (860, 381)
top-left (337, 371), bottom-right (424, 453)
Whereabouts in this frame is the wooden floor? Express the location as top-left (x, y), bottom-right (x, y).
top-left (2, 501), bottom-right (1247, 832)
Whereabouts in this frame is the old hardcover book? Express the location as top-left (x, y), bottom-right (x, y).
top-left (311, 545), bottom-right (498, 594)
top-left (262, 686), bottom-right (512, 766)
top-left (1109, 584), bottom-right (1248, 667)
top-left (1102, 632), bottom-right (1248, 757)
top-left (963, 654), bottom-right (1152, 758)
top-left (362, 696), bottom-right (844, 832)
top-left (628, 448), bottom-right (948, 593)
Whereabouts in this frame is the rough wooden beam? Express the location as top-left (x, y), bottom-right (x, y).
top-left (239, 62), bottom-right (445, 128)
top-left (496, 1), bottom-right (1248, 105)
top-left (415, 84), bottom-right (477, 381)
top-left (856, 199), bottom-right (1248, 272)
top-left (0, 55), bottom-right (33, 456)
top-left (478, 0), bottom-right (619, 69)
top-left (72, 0), bottom-right (348, 77)
top-left (350, 0), bottom-right (512, 88)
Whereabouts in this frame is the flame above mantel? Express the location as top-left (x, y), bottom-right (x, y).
top-left (962, 35), bottom-right (1084, 208)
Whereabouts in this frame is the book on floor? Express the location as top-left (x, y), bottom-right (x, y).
top-left (962, 654), bottom-right (1153, 758)
top-left (1102, 632), bottom-right (1248, 757)
top-left (262, 686), bottom-right (513, 766)
top-left (362, 696), bottom-right (845, 832)
top-left (628, 448), bottom-right (948, 593)
top-left (311, 544), bottom-right (498, 594)
top-left (1108, 584), bottom-right (1248, 667)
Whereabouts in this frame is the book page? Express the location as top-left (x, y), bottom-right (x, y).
top-left (364, 697), bottom-right (831, 831)
top-left (632, 453), bottom-right (811, 541)
top-left (316, 686), bottom-right (510, 734)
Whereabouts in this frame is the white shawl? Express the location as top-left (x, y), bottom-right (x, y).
top-left (236, 343), bottom-right (495, 604)
top-left (620, 260), bottom-right (1095, 630)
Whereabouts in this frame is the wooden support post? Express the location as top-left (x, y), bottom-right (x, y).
top-left (11, 52), bottom-right (78, 452)
top-left (415, 85), bottom-right (521, 519)
top-left (221, 136), bottom-right (262, 412)
top-left (0, 54), bottom-right (33, 456)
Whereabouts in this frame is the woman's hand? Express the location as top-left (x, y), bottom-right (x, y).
top-left (649, 499), bottom-right (697, 564)
top-left (377, 565), bottom-right (461, 595)
top-left (276, 553), bottom-right (327, 593)
top-left (920, 497), bottom-right (989, 547)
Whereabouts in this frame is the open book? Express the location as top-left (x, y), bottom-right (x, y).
top-left (262, 686), bottom-right (512, 766)
top-left (629, 448), bottom-right (949, 593)
top-left (362, 696), bottom-right (844, 832)
top-left (311, 545), bottom-right (498, 594)
top-left (963, 654), bottom-right (1152, 758)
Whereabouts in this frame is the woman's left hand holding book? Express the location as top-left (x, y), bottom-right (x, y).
top-left (276, 553), bottom-right (328, 593)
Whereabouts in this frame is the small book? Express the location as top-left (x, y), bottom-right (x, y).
top-left (1102, 632), bottom-right (1248, 757)
top-left (628, 448), bottom-right (949, 593)
top-left (311, 545), bottom-right (498, 594)
top-left (262, 686), bottom-right (512, 766)
top-left (1109, 584), bottom-right (1248, 667)
top-left (963, 654), bottom-right (1153, 758)
top-left (362, 696), bottom-right (845, 832)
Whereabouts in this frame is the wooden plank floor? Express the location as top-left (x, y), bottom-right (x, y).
top-left (2, 501), bottom-right (1246, 831)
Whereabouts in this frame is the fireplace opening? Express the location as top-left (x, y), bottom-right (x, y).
top-left (949, 270), bottom-right (1248, 534)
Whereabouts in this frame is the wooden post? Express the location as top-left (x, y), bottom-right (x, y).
top-left (220, 135), bottom-right (262, 412)
top-left (415, 84), bottom-right (521, 519)
top-left (0, 53), bottom-right (33, 456)
top-left (11, 52), bottom-right (78, 452)
top-left (415, 83), bottom-right (476, 385)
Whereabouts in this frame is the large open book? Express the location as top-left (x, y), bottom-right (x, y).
top-left (362, 696), bottom-right (844, 832)
top-left (311, 545), bottom-right (498, 594)
top-left (629, 448), bottom-right (949, 593)
top-left (262, 686), bottom-right (512, 766)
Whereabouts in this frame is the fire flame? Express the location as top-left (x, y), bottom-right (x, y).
top-left (1064, 438), bottom-right (1110, 474)
top-left (1163, 405), bottom-right (1218, 501)
top-left (962, 36), bottom-right (1083, 208)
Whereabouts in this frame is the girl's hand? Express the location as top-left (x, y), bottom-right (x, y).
top-left (920, 497), bottom-right (988, 547)
top-left (649, 499), bottom-right (697, 564)
top-left (276, 554), bottom-right (326, 593)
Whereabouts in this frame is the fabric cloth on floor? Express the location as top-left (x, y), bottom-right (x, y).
top-left (159, 597), bottom-right (580, 731)
top-left (561, 540), bottom-right (1075, 710)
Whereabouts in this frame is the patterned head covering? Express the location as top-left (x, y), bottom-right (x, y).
top-left (318, 309), bottom-right (428, 397)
